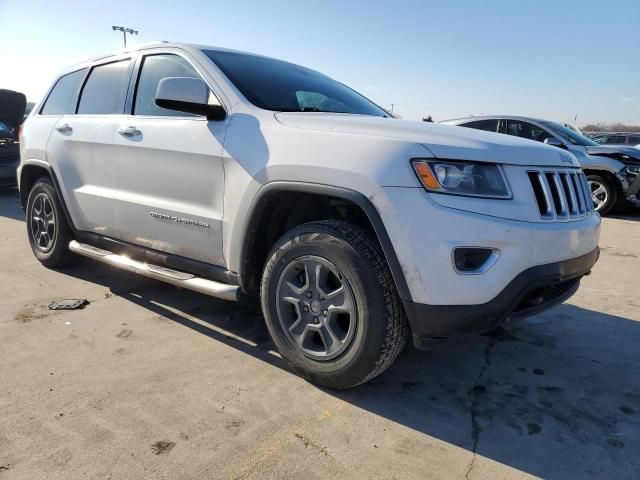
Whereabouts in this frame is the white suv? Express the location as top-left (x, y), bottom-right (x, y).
top-left (19, 43), bottom-right (600, 388)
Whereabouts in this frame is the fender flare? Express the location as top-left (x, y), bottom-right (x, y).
top-left (19, 160), bottom-right (78, 236)
top-left (238, 181), bottom-right (412, 301)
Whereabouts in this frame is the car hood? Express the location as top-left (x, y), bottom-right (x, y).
top-left (274, 113), bottom-right (579, 167)
top-left (584, 145), bottom-right (640, 163)
top-left (0, 89), bottom-right (27, 131)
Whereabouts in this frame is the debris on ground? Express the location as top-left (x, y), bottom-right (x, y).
top-left (47, 299), bottom-right (90, 310)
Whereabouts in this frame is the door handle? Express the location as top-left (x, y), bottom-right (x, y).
top-left (117, 126), bottom-right (141, 137)
top-left (55, 124), bottom-right (72, 134)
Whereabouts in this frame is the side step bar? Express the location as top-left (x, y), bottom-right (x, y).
top-left (68, 240), bottom-right (240, 302)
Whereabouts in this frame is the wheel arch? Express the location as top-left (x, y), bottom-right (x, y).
top-left (238, 182), bottom-right (411, 301)
top-left (583, 168), bottom-right (625, 196)
top-left (19, 161), bottom-right (77, 235)
top-left (19, 160), bottom-right (53, 207)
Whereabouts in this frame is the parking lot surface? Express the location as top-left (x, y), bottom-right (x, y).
top-left (1, 186), bottom-right (639, 479)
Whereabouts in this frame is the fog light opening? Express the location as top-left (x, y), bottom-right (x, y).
top-left (453, 247), bottom-right (500, 274)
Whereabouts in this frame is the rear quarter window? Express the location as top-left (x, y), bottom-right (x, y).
top-left (40, 69), bottom-right (87, 115)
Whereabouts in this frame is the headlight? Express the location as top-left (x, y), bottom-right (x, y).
top-left (625, 164), bottom-right (640, 175)
top-left (412, 159), bottom-right (512, 199)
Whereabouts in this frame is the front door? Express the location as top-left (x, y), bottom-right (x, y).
top-left (111, 52), bottom-right (227, 266)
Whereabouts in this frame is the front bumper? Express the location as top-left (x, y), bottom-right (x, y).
top-left (406, 247), bottom-right (599, 347)
top-left (381, 187), bottom-right (601, 305)
top-left (619, 169), bottom-right (640, 206)
top-left (376, 186), bottom-right (601, 347)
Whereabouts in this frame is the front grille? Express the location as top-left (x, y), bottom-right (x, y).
top-left (527, 169), bottom-right (593, 219)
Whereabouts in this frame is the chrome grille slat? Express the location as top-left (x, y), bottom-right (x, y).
top-left (547, 172), bottom-right (568, 217)
top-left (570, 173), bottom-right (585, 214)
top-left (528, 168), bottom-right (593, 220)
top-left (537, 173), bottom-right (555, 218)
top-left (560, 173), bottom-right (578, 216)
top-left (580, 175), bottom-right (593, 213)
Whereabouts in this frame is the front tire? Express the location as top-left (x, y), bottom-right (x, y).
top-left (26, 177), bottom-right (75, 267)
top-left (260, 220), bottom-right (408, 389)
top-left (587, 174), bottom-right (617, 215)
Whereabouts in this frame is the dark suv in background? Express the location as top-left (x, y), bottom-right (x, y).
top-left (0, 90), bottom-right (27, 186)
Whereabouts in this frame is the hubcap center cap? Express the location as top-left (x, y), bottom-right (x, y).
top-left (310, 300), bottom-right (322, 314)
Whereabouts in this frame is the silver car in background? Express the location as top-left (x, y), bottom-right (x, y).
top-left (442, 115), bottom-right (640, 214)
top-left (586, 132), bottom-right (640, 147)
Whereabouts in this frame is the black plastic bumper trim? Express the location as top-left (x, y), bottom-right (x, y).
top-left (405, 247), bottom-right (599, 348)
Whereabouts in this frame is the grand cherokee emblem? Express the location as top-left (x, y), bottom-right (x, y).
top-left (150, 211), bottom-right (209, 229)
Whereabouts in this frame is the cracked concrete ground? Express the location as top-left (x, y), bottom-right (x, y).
top-left (1, 186), bottom-right (639, 479)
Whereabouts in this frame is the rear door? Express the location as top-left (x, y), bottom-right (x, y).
top-left (111, 50), bottom-right (228, 265)
top-left (46, 57), bottom-right (133, 236)
top-left (21, 69), bottom-right (86, 191)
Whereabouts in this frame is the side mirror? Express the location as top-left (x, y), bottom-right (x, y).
top-left (155, 77), bottom-right (226, 121)
top-left (544, 137), bottom-right (566, 149)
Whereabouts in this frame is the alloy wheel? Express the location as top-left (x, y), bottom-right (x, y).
top-left (276, 255), bottom-right (357, 361)
top-left (588, 180), bottom-right (608, 211)
top-left (30, 192), bottom-right (56, 252)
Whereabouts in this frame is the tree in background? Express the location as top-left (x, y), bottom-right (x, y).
top-left (582, 122), bottom-right (640, 133)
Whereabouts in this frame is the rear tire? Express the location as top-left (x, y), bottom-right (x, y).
top-left (260, 220), bottom-right (409, 389)
top-left (587, 174), bottom-right (617, 215)
top-left (26, 177), bottom-right (75, 267)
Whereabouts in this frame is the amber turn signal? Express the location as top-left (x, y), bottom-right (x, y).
top-left (413, 161), bottom-right (442, 190)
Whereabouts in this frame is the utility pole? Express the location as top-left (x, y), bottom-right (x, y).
top-left (390, 103), bottom-right (395, 114)
top-left (112, 25), bottom-right (139, 47)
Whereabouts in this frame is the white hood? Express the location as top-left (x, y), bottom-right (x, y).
top-left (275, 113), bottom-right (580, 168)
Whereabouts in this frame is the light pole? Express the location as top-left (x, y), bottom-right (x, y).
top-left (112, 26), bottom-right (139, 47)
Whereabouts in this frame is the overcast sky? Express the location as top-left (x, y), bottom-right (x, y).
top-left (1, 0), bottom-right (638, 125)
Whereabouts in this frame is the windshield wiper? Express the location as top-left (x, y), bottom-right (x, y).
top-left (275, 107), bottom-right (387, 117)
top-left (300, 107), bottom-right (352, 114)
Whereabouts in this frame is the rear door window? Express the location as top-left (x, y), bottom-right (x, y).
top-left (78, 60), bottom-right (131, 114)
top-left (505, 120), bottom-right (553, 143)
top-left (459, 119), bottom-right (499, 132)
top-left (40, 69), bottom-right (87, 115)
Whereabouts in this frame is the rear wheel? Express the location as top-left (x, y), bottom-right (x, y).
top-left (260, 220), bottom-right (409, 389)
top-left (587, 174), bottom-right (617, 215)
top-left (26, 177), bottom-right (75, 267)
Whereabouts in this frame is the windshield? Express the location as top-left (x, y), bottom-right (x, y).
top-left (542, 122), bottom-right (598, 147)
top-left (204, 50), bottom-right (388, 117)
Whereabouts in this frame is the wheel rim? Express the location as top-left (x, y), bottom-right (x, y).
top-left (588, 180), bottom-right (608, 211)
top-left (275, 255), bottom-right (357, 361)
top-left (30, 192), bottom-right (56, 252)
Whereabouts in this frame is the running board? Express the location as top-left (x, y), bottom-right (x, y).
top-left (68, 240), bottom-right (240, 302)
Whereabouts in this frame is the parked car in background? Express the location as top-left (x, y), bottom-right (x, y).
top-left (587, 132), bottom-right (640, 147)
top-left (442, 115), bottom-right (640, 214)
top-left (0, 89), bottom-right (26, 186)
top-left (19, 43), bottom-right (600, 388)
